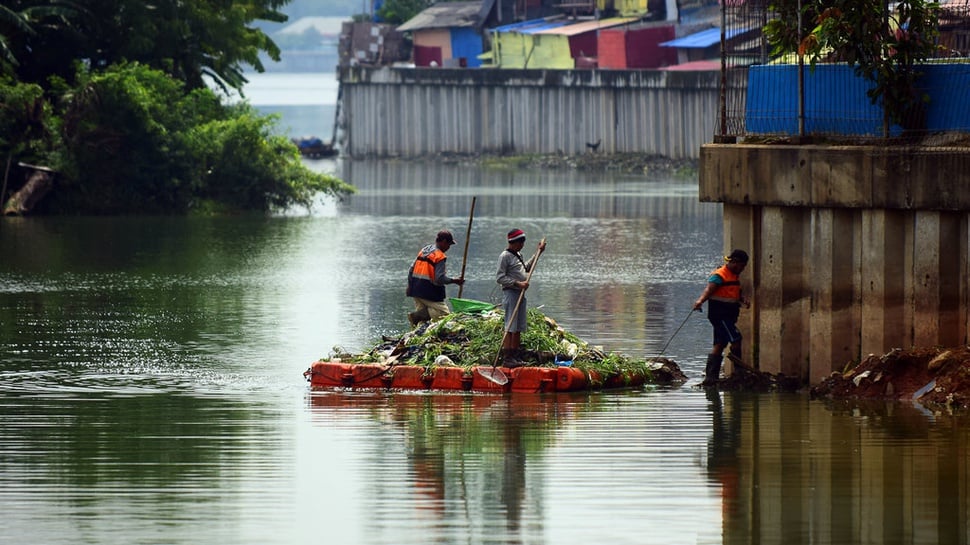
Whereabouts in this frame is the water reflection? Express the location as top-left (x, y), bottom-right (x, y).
top-left (307, 391), bottom-right (634, 545)
top-left (304, 388), bottom-right (970, 545)
top-left (339, 159), bottom-right (703, 220)
top-left (0, 390), bottom-right (297, 545)
top-left (706, 389), bottom-right (744, 532)
top-left (701, 393), bottom-right (970, 545)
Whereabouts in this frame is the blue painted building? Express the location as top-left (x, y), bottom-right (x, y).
top-left (397, 1), bottom-right (499, 67)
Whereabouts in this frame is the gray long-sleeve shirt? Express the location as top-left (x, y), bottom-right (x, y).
top-left (496, 250), bottom-right (535, 289)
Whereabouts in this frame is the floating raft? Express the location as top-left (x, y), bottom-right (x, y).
top-left (303, 304), bottom-right (686, 394)
top-left (303, 361), bottom-right (652, 393)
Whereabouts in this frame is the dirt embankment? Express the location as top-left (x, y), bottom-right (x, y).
top-left (423, 152), bottom-right (699, 176)
top-left (811, 347), bottom-right (970, 410)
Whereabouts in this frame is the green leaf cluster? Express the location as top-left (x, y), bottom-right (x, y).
top-left (0, 77), bottom-right (53, 161)
top-left (1, 0), bottom-right (289, 92)
top-left (330, 307), bottom-right (656, 385)
top-left (377, 0), bottom-right (431, 25)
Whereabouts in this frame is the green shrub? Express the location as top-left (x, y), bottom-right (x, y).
top-left (36, 62), bottom-right (352, 214)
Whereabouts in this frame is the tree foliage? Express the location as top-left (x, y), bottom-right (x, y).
top-left (377, 0), bottom-right (430, 25)
top-left (2, 0), bottom-right (288, 92)
top-left (39, 63), bottom-right (352, 214)
top-left (0, 0), bottom-right (84, 81)
top-left (0, 77), bottom-right (52, 161)
top-left (0, 77), bottom-right (55, 205)
top-left (0, 1), bottom-right (355, 215)
top-left (765, 0), bottom-right (942, 130)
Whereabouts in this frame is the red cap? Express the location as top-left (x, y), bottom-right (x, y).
top-left (507, 229), bottom-right (525, 243)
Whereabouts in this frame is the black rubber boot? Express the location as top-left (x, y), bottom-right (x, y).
top-left (502, 349), bottom-right (526, 368)
top-left (702, 354), bottom-right (723, 387)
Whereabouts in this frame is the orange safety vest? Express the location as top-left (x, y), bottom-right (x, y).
top-left (709, 264), bottom-right (742, 303)
top-left (408, 245), bottom-right (447, 301)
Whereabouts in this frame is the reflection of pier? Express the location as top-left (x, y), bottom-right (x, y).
top-left (710, 393), bottom-right (970, 544)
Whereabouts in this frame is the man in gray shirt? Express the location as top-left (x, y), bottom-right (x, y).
top-left (496, 228), bottom-right (546, 365)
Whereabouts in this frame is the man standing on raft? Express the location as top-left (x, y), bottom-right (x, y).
top-left (407, 230), bottom-right (464, 327)
top-left (496, 228), bottom-right (546, 365)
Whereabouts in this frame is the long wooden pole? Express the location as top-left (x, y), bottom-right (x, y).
top-left (457, 196), bottom-right (476, 298)
top-left (493, 238), bottom-right (546, 366)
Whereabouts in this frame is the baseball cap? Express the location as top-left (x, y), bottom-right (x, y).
top-left (726, 249), bottom-right (749, 263)
top-left (437, 230), bottom-right (456, 244)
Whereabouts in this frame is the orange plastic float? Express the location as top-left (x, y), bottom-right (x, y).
top-left (350, 364), bottom-right (391, 389)
top-left (389, 366), bottom-right (431, 389)
top-left (509, 367), bottom-right (558, 393)
top-left (430, 366), bottom-right (471, 390)
top-left (555, 366), bottom-right (589, 391)
top-left (469, 367), bottom-right (511, 393)
top-left (303, 361), bottom-right (644, 393)
top-left (304, 362), bottom-right (355, 388)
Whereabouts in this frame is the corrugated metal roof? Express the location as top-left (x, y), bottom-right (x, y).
top-left (661, 59), bottom-right (722, 71)
top-left (533, 17), bottom-right (639, 36)
top-left (515, 21), bottom-right (571, 34)
top-left (659, 26), bottom-right (748, 48)
top-left (397, 1), bottom-right (485, 32)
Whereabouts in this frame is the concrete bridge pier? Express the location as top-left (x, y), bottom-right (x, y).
top-left (701, 145), bottom-right (970, 385)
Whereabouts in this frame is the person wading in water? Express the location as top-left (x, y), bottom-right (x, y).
top-left (693, 249), bottom-right (750, 387)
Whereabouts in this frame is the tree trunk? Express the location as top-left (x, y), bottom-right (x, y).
top-left (3, 164), bottom-right (55, 216)
top-left (1, 155), bottom-right (11, 210)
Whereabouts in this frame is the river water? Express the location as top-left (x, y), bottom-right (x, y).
top-left (2, 74), bottom-right (970, 545)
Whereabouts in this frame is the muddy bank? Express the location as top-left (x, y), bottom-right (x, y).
top-left (811, 347), bottom-right (970, 410)
top-left (689, 346), bottom-right (970, 409)
top-left (388, 152), bottom-right (699, 177)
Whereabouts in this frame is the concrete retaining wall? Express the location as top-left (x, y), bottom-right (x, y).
top-left (338, 66), bottom-right (741, 159)
top-left (700, 144), bottom-right (970, 384)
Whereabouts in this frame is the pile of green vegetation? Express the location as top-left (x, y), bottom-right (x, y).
top-left (327, 307), bottom-right (688, 385)
top-left (0, 1), bottom-right (353, 215)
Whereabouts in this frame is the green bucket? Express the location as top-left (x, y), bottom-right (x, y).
top-left (450, 298), bottom-right (496, 314)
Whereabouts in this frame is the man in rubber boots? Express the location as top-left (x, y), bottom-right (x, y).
top-left (496, 228), bottom-right (546, 366)
top-left (407, 230), bottom-right (464, 327)
top-left (693, 249), bottom-right (750, 387)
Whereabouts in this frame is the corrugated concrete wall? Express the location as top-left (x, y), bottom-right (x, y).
top-left (338, 66), bottom-right (738, 159)
top-left (700, 144), bottom-right (970, 385)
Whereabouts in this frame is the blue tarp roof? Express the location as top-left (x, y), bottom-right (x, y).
top-left (660, 27), bottom-right (748, 48)
top-left (517, 22), bottom-right (570, 34)
top-left (492, 17), bottom-right (569, 34)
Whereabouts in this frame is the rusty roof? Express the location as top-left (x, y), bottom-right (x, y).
top-left (397, 1), bottom-right (488, 32)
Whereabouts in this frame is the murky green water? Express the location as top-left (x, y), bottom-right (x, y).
top-left (2, 159), bottom-right (969, 545)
